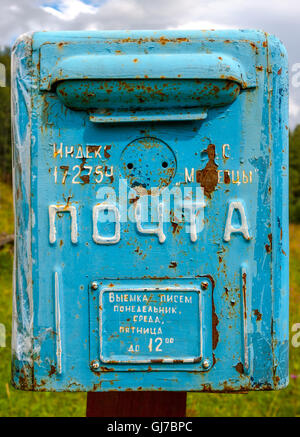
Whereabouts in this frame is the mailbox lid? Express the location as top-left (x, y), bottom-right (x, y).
top-left (38, 31), bottom-right (255, 120)
top-left (11, 30), bottom-right (289, 392)
top-left (36, 30), bottom-right (258, 89)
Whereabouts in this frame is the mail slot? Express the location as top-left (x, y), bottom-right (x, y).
top-left (11, 30), bottom-right (289, 392)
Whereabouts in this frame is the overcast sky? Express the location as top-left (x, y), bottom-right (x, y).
top-left (1, 0), bottom-right (300, 128)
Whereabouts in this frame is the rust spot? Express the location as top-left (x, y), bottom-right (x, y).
top-left (129, 196), bottom-right (140, 204)
top-left (265, 233), bottom-right (272, 254)
top-left (169, 261), bottom-right (177, 269)
top-left (242, 272), bottom-right (247, 295)
top-left (171, 222), bottom-right (180, 235)
top-left (212, 300), bottom-right (219, 349)
top-left (201, 383), bottom-right (213, 392)
top-left (48, 364), bottom-right (57, 377)
top-left (80, 174), bottom-right (90, 184)
top-left (235, 362), bottom-right (244, 375)
top-left (201, 281), bottom-right (209, 290)
top-left (77, 157), bottom-right (90, 184)
top-left (133, 58), bottom-right (139, 63)
top-left (212, 353), bottom-right (217, 367)
top-left (196, 144), bottom-right (218, 198)
top-left (224, 170), bottom-right (230, 184)
top-left (242, 272), bottom-right (247, 323)
top-left (249, 42), bottom-right (258, 53)
top-left (87, 145), bottom-right (101, 157)
top-left (273, 375), bottom-right (280, 386)
top-left (278, 68), bottom-right (282, 75)
top-left (158, 36), bottom-right (189, 45)
top-left (253, 309), bottom-right (262, 321)
top-left (13, 363), bottom-right (34, 390)
top-left (256, 65), bottom-right (263, 71)
top-left (175, 37), bottom-right (189, 43)
top-left (58, 88), bottom-right (67, 97)
top-left (262, 41), bottom-right (268, 48)
top-left (104, 145), bottom-right (112, 159)
top-left (223, 81), bottom-right (235, 91)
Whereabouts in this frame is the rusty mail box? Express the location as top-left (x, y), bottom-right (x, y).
top-left (12, 30), bottom-right (289, 392)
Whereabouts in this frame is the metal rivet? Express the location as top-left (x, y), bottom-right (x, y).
top-left (91, 360), bottom-right (100, 370)
top-left (203, 359), bottom-right (210, 369)
top-left (201, 281), bottom-right (209, 290)
top-left (91, 282), bottom-right (98, 290)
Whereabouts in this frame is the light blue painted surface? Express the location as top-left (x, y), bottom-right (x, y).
top-left (11, 30), bottom-right (289, 392)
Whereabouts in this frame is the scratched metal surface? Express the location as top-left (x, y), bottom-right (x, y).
top-left (11, 30), bottom-right (289, 392)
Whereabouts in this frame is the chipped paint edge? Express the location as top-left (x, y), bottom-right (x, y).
top-left (11, 33), bottom-right (34, 389)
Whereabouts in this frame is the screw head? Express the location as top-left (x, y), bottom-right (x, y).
top-left (91, 360), bottom-right (100, 370)
top-left (202, 359), bottom-right (210, 369)
top-left (91, 282), bottom-right (98, 290)
top-left (201, 281), bottom-right (209, 291)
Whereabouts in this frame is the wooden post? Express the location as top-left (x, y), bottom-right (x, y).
top-left (86, 392), bottom-right (187, 417)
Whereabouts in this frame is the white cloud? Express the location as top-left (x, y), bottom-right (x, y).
top-left (171, 20), bottom-right (239, 31)
top-left (1, 0), bottom-right (299, 42)
top-left (42, 0), bottom-right (97, 21)
top-left (9, 5), bottom-right (20, 12)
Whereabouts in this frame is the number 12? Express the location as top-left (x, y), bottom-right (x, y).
top-left (148, 337), bottom-right (163, 352)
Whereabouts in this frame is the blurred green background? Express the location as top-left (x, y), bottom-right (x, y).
top-left (0, 47), bottom-right (299, 417)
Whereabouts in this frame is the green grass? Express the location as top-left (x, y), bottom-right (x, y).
top-left (0, 181), bottom-right (299, 416)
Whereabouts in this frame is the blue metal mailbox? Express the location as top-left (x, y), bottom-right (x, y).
top-left (11, 30), bottom-right (289, 392)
